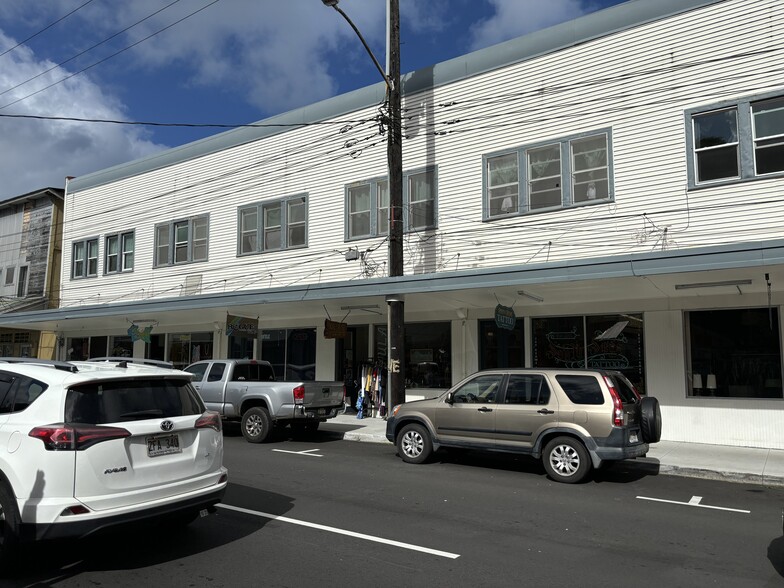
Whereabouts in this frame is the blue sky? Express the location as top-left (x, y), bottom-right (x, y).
top-left (0, 0), bottom-right (624, 201)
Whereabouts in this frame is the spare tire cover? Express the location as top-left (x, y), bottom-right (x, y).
top-left (640, 396), bottom-right (662, 443)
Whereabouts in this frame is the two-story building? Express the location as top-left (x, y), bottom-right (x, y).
top-left (1, 0), bottom-right (783, 448)
top-left (0, 187), bottom-right (64, 358)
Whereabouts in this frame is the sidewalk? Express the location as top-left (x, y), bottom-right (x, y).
top-left (322, 413), bottom-right (784, 487)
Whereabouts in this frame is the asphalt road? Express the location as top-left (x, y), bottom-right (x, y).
top-left (5, 426), bottom-right (784, 587)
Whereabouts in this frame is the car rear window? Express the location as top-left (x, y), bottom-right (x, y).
top-left (608, 373), bottom-right (639, 403)
top-left (0, 373), bottom-right (48, 414)
top-left (232, 363), bottom-right (275, 382)
top-left (555, 375), bottom-right (605, 405)
top-left (65, 378), bottom-right (204, 424)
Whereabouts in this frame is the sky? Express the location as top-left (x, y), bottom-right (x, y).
top-left (0, 0), bottom-right (625, 201)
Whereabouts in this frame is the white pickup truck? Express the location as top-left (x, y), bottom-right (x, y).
top-left (184, 359), bottom-right (345, 443)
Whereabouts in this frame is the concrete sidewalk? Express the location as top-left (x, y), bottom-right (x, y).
top-left (322, 413), bottom-right (784, 487)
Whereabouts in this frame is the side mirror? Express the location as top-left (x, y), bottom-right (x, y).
top-left (445, 391), bottom-right (454, 405)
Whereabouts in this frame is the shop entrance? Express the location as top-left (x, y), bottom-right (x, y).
top-left (335, 325), bottom-right (369, 411)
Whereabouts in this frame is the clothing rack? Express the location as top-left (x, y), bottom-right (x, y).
top-left (356, 359), bottom-right (387, 419)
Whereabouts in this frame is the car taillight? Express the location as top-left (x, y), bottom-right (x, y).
top-left (29, 424), bottom-right (131, 451)
top-left (293, 385), bottom-right (305, 405)
top-left (195, 411), bottom-right (222, 432)
top-left (604, 376), bottom-right (625, 427)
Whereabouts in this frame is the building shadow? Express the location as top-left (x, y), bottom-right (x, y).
top-left (2, 483), bottom-right (293, 587)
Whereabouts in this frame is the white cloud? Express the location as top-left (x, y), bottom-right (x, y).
top-left (0, 30), bottom-right (165, 201)
top-left (469, 0), bottom-right (587, 51)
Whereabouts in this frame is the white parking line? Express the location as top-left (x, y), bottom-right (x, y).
top-left (271, 448), bottom-right (323, 457)
top-left (636, 495), bottom-right (750, 514)
top-left (217, 503), bottom-right (460, 559)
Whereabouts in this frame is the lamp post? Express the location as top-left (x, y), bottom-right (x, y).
top-left (322, 0), bottom-right (405, 410)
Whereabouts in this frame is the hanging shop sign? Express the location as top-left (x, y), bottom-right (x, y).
top-left (226, 314), bottom-right (258, 337)
top-left (494, 304), bottom-right (516, 331)
top-left (127, 324), bottom-right (153, 343)
top-left (324, 319), bottom-right (348, 339)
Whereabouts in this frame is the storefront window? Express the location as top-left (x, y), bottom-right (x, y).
top-left (686, 308), bottom-right (782, 398)
top-left (533, 313), bottom-right (646, 394)
top-left (168, 332), bottom-right (213, 369)
top-left (375, 322), bottom-right (451, 389)
top-left (66, 336), bottom-right (107, 360)
top-left (228, 334), bottom-right (255, 359)
top-left (479, 319), bottom-right (525, 369)
top-left (109, 335), bottom-right (133, 357)
top-left (260, 328), bottom-right (317, 381)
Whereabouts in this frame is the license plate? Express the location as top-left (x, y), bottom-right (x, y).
top-left (318, 408), bottom-right (326, 416)
top-left (147, 434), bottom-right (181, 457)
top-left (629, 432), bottom-right (639, 444)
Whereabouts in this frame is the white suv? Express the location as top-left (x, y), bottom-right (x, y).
top-left (0, 358), bottom-right (228, 564)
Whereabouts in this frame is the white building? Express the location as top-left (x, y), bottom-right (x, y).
top-left (3, 0), bottom-right (784, 448)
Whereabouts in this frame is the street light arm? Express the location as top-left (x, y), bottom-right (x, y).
top-left (328, 5), bottom-right (392, 92)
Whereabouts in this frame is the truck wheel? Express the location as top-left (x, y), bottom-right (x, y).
top-left (0, 482), bottom-right (20, 566)
top-left (241, 407), bottom-right (272, 443)
top-left (543, 436), bottom-right (591, 484)
top-left (397, 423), bottom-right (433, 464)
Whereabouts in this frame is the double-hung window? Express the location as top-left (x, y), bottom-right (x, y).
top-left (105, 231), bottom-right (135, 274)
top-left (687, 92), bottom-right (784, 187)
top-left (345, 168), bottom-right (436, 240)
top-left (154, 216), bottom-right (208, 267)
top-left (72, 238), bottom-right (98, 278)
top-left (407, 169), bottom-right (437, 230)
top-left (237, 194), bottom-right (307, 255)
top-left (345, 178), bottom-right (389, 240)
top-left (484, 130), bottom-right (611, 220)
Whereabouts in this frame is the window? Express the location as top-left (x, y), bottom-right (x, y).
top-left (105, 231), bottom-right (135, 274)
top-left (505, 374), bottom-right (550, 405)
top-left (261, 328), bottom-right (316, 381)
top-left (479, 319), bottom-right (525, 370)
top-left (373, 322), bottom-right (451, 389)
top-left (3, 266), bottom-right (14, 286)
top-left (532, 313), bottom-right (646, 394)
top-left (556, 375), bottom-right (605, 405)
top-left (154, 216), bottom-right (208, 266)
top-left (686, 308), bottom-right (782, 399)
top-left (0, 374), bottom-right (48, 414)
top-left (407, 169), bottom-right (436, 230)
top-left (484, 130), bottom-right (611, 219)
top-left (16, 266), bottom-right (27, 297)
top-left (451, 373), bottom-right (504, 403)
top-left (238, 195), bottom-right (307, 255)
top-left (344, 168), bottom-right (435, 241)
top-left (687, 92), bottom-right (784, 187)
top-left (72, 238), bottom-right (98, 278)
top-left (345, 179), bottom-right (388, 240)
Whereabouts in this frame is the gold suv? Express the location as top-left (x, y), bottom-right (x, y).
top-left (385, 368), bottom-right (661, 483)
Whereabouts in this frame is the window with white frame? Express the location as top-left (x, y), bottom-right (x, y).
top-left (72, 238), bottom-right (98, 278)
top-left (345, 178), bottom-right (388, 240)
top-left (687, 92), bottom-right (784, 187)
top-left (484, 130), bottom-right (611, 219)
top-left (16, 266), bottom-right (27, 297)
top-left (154, 216), bottom-right (208, 267)
top-left (3, 266), bottom-right (14, 286)
top-left (237, 195), bottom-right (307, 255)
top-left (105, 231), bottom-right (135, 274)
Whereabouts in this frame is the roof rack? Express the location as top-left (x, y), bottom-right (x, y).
top-left (0, 357), bottom-right (79, 373)
top-left (87, 357), bottom-right (175, 369)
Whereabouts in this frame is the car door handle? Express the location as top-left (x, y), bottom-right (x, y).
top-left (477, 407), bottom-right (493, 413)
top-left (537, 409), bottom-right (555, 415)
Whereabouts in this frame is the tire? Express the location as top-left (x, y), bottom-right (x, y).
top-left (241, 407), bottom-right (273, 443)
top-left (640, 396), bottom-right (662, 443)
top-left (542, 436), bottom-right (591, 484)
top-left (397, 423), bottom-right (433, 464)
top-left (0, 482), bottom-right (20, 567)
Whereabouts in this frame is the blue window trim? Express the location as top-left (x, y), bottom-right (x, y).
top-left (104, 230), bottom-right (135, 275)
top-left (236, 193), bottom-right (309, 256)
top-left (482, 128), bottom-right (614, 221)
top-left (344, 165), bottom-right (438, 242)
top-left (153, 214), bottom-right (209, 268)
top-left (685, 89), bottom-right (784, 190)
top-left (71, 237), bottom-right (99, 279)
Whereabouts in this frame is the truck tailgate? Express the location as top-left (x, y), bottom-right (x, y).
top-left (303, 382), bottom-right (344, 409)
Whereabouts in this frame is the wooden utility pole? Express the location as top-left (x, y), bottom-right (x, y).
top-left (386, 0), bottom-right (406, 410)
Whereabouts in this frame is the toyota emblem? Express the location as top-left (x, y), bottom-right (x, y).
top-left (160, 420), bottom-right (174, 432)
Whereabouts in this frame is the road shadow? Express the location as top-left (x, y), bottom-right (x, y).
top-left (427, 449), bottom-right (660, 484)
top-left (769, 534), bottom-right (784, 579)
top-left (1, 483), bottom-right (293, 587)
